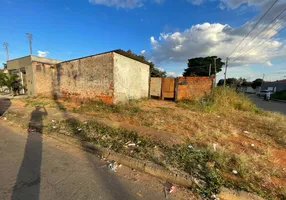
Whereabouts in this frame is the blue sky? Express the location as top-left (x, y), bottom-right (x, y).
top-left (1, 0), bottom-right (286, 81)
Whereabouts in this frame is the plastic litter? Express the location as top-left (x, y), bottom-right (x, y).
top-left (251, 144), bottom-right (255, 147)
top-left (83, 122), bottom-right (88, 125)
top-left (28, 129), bottom-right (35, 133)
top-left (128, 143), bottom-right (136, 147)
top-left (169, 185), bottom-right (175, 193)
top-left (188, 144), bottom-right (194, 149)
top-left (52, 120), bottom-right (55, 123)
top-left (232, 170), bottom-right (238, 175)
top-left (213, 143), bottom-right (217, 152)
top-left (108, 160), bottom-right (118, 172)
top-left (211, 194), bottom-right (220, 200)
top-left (3, 117), bottom-right (7, 120)
top-left (78, 128), bottom-right (82, 131)
top-left (244, 131), bottom-right (249, 134)
top-left (52, 126), bottom-right (57, 129)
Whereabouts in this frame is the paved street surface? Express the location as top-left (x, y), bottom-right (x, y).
top-left (0, 122), bottom-right (192, 200)
top-left (248, 94), bottom-right (286, 115)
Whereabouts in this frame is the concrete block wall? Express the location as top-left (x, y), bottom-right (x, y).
top-left (33, 62), bottom-right (54, 96)
top-left (176, 77), bottom-right (213, 100)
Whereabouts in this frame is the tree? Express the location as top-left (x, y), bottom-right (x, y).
top-left (183, 56), bottom-right (225, 77)
top-left (251, 79), bottom-right (263, 89)
top-left (217, 78), bottom-right (239, 88)
top-left (0, 72), bottom-right (20, 92)
top-left (126, 50), bottom-right (166, 77)
top-left (2, 63), bottom-right (7, 69)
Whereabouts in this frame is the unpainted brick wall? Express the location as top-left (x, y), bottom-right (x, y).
top-left (33, 53), bottom-right (114, 104)
top-left (176, 77), bottom-right (213, 100)
top-left (53, 53), bottom-right (114, 104)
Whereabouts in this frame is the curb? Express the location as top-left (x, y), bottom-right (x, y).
top-left (47, 133), bottom-right (196, 188)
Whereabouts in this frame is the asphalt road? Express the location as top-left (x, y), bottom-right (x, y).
top-left (0, 122), bottom-right (189, 200)
top-left (248, 94), bottom-right (286, 115)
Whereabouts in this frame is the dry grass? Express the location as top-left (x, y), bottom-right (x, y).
top-left (16, 88), bottom-right (286, 199)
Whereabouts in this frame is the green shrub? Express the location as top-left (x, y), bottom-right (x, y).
top-left (271, 90), bottom-right (286, 100)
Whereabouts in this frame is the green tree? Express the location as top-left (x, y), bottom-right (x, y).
top-left (126, 50), bottom-right (166, 77)
top-left (251, 79), bottom-right (263, 89)
top-left (0, 72), bottom-right (20, 92)
top-left (2, 63), bottom-right (7, 69)
top-left (183, 56), bottom-right (225, 76)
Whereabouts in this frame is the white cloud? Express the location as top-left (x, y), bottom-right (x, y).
top-left (141, 50), bottom-right (146, 55)
top-left (157, 67), bottom-right (165, 71)
top-left (37, 51), bottom-right (49, 57)
top-left (150, 22), bottom-right (286, 67)
top-left (265, 60), bottom-right (273, 67)
top-left (188, 0), bottom-right (204, 5)
top-left (166, 72), bottom-right (178, 77)
top-left (88, 0), bottom-right (163, 9)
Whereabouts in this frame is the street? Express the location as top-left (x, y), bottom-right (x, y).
top-left (0, 122), bottom-right (190, 200)
top-left (248, 94), bottom-right (286, 115)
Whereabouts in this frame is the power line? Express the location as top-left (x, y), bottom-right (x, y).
top-left (26, 33), bottom-right (33, 55)
top-left (3, 42), bottom-right (9, 62)
top-left (228, 0), bottom-right (280, 58)
top-left (230, 8), bottom-right (286, 61)
top-left (230, 19), bottom-right (286, 63)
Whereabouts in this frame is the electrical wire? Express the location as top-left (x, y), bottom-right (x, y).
top-left (228, 0), bottom-right (280, 58)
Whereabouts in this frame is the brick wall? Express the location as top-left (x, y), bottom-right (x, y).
top-left (53, 53), bottom-right (114, 104)
top-left (33, 62), bottom-right (54, 96)
top-left (176, 77), bottom-right (213, 101)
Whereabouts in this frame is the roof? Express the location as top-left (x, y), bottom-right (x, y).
top-left (264, 79), bottom-right (286, 84)
top-left (59, 49), bottom-right (152, 65)
top-left (7, 55), bottom-right (62, 63)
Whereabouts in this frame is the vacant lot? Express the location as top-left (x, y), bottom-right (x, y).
top-left (9, 88), bottom-right (286, 199)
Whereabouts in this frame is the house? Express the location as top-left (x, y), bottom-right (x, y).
top-left (261, 79), bottom-right (286, 92)
top-left (7, 56), bottom-right (62, 96)
top-left (7, 50), bottom-right (151, 104)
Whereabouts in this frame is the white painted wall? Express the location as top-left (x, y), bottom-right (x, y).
top-left (113, 53), bottom-right (150, 103)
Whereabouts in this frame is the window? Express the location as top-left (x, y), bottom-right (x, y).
top-left (36, 65), bottom-right (41, 71)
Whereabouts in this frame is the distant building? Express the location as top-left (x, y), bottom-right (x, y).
top-left (7, 50), bottom-right (151, 103)
top-left (261, 79), bottom-right (286, 92)
top-left (7, 56), bottom-right (62, 96)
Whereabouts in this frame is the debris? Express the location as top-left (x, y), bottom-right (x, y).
top-left (136, 192), bottom-right (143, 197)
top-left (213, 143), bottom-right (217, 152)
top-left (169, 185), bottom-right (175, 193)
top-left (3, 117), bottom-right (7, 120)
top-left (217, 115), bottom-right (220, 118)
top-left (244, 131), bottom-right (249, 134)
top-left (118, 164), bottom-right (122, 168)
top-left (108, 160), bottom-right (118, 172)
top-left (78, 128), bottom-right (82, 131)
top-left (83, 121), bottom-right (88, 125)
top-left (128, 143), bottom-right (136, 147)
top-left (232, 170), bottom-right (238, 175)
top-left (52, 126), bottom-right (57, 129)
top-left (188, 144), bottom-right (194, 149)
top-left (52, 120), bottom-right (55, 123)
top-left (28, 129), bottom-right (35, 133)
top-left (251, 144), bottom-right (255, 147)
top-left (211, 194), bottom-right (220, 200)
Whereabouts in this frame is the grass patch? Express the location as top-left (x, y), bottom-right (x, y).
top-left (177, 87), bottom-right (261, 113)
top-left (46, 118), bottom-right (282, 199)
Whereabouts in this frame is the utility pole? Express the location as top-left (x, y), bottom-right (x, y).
top-left (26, 33), bottom-right (33, 55)
top-left (213, 57), bottom-right (217, 86)
top-left (209, 64), bottom-right (212, 77)
top-left (224, 57), bottom-right (229, 87)
top-left (3, 42), bottom-right (9, 62)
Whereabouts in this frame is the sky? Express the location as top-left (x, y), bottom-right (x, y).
top-left (0, 0), bottom-right (286, 81)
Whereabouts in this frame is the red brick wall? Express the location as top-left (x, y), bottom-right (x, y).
top-left (176, 77), bottom-right (213, 101)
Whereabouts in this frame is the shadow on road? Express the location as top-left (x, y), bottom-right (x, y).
top-left (11, 106), bottom-right (47, 200)
top-left (0, 97), bottom-right (11, 116)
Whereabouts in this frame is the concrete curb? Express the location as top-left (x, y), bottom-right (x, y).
top-left (47, 133), bottom-right (196, 188)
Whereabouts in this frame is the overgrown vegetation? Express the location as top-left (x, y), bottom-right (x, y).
top-left (177, 87), bottom-right (260, 113)
top-left (13, 88), bottom-right (286, 199)
top-left (272, 90), bottom-right (286, 100)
